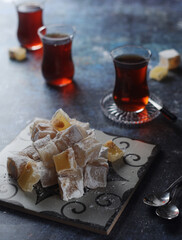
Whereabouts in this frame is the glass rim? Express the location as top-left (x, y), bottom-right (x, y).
top-left (14, 0), bottom-right (46, 8)
top-left (110, 45), bottom-right (152, 65)
top-left (38, 24), bottom-right (76, 41)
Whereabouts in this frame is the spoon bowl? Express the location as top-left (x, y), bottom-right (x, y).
top-left (143, 175), bottom-right (182, 207)
top-left (156, 203), bottom-right (179, 219)
top-left (143, 192), bottom-right (170, 207)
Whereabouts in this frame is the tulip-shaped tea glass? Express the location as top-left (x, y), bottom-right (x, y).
top-left (38, 24), bottom-right (75, 87)
top-left (14, 0), bottom-right (45, 50)
top-left (100, 45), bottom-right (161, 125)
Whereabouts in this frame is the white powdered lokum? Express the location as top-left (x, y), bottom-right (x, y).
top-left (31, 119), bottom-right (57, 142)
top-left (70, 118), bottom-right (90, 131)
top-left (7, 108), bottom-right (117, 201)
top-left (37, 161), bottom-right (58, 188)
top-left (159, 49), bottom-right (181, 70)
top-left (61, 125), bottom-right (88, 147)
top-left (19, 144), bottom-right (40, 161)
top-left (7, 155), bottom-right (34, 180)
top-left (84, 158), bottom-right (108, 189)
top-left (53, 132), bottom-right (68, 152)
top-left (73, 135), bottom-right (102, 167)
top-left (58, 167), bottom-right (84, 201)
top-left (34, 135), bottom-right (59, 168)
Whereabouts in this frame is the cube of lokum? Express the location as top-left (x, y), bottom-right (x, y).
top-left (9, 47), bottom-right (26, 61)
top-left (61, 125), bottom-right (88, 147)
top-left (37, 161), bottom-right (58, 188)
top-left (33, 130), bottom-right (57, 142)
top-left (17, 161), bottom-right (40, 192)
top-left (104, 140), bottom-right (124, 162)
top-left (84, 158), bottom-right (108, 189)
top-left (53, 148), bottom-right (77, 174)
top-left (70, 118), bottom-right (90, 130)
top-left (51, 109), bottom-right (71, 131)
top-left (99, 146), bottom-right (108, 159)
top-left (159, 49), bottom-right (181, 70)
top-left (31, 119), bottom-right (57, 142)
top-left (34, 135), bottom-right (59, 168)
top-left (58, 167), bottom-right (84, 201)
top-left (149, 66), bottom-right (168, 81)
top-left (19, 145), bottom-right (40, 161)
top-left (7, 155), bottom-right (33, 180)
top-left (33, 135), bottom-right (51, 150)
top-left (53, 132), bottom-right (68, 152)
top-left (73, 135), bottom-right (102, 167)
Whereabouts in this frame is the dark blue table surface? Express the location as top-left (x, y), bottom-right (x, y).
top-left (0, 0), bottom-right (182, 239)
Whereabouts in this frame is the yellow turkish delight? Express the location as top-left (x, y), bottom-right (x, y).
top-left (53, 148), bottom-right (77, 174)
top-left (104, 140), bottom-right (124, 162)
top-left (9, 47), bottom-right (26, 61)
top-left (149, 66), bottom-right (168, 81)
top-left (17, 161), bottom-right (40, 192)
top-left (51, 109), bottom-right (71, 131)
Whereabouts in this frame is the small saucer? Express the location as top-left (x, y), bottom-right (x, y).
top-left (100, 92), bottom-right (161, 125)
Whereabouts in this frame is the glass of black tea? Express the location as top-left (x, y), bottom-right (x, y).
top-left (15, 0), bottom-right (45, 51)
top-left (38, 24), bottom-right (75, 87)
top-left (100, 45), bottom-right (156, 125)
top-left (111, 45), bottom-right (151, 113)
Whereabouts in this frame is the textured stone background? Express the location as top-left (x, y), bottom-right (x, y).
top-left (0, 0), bottom-right (182, 239)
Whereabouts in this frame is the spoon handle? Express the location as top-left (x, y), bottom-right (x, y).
top-left (166, 175), bottom-right (182, 192)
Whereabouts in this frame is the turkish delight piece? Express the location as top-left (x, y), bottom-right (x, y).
top-left (84, 158), bottom-right (109, 189)
top-left (73, 135), bottom-right (102, 167)
top-left (58, 167), bottom-right (84, 201)
top-left (33, 130), bottom-right (57, 142)
top-left (99, 146), bottom-right (108, 159)
top-left (30, 119), bottom-right (50, 135)
top-left (9, 47), bottom-right (26, 61)
top-left (53, 148), bottom-right (77, 174)
top-left (31, 120), bottom-right (57, 141)
top-left (53, 132), bottom-right (68, 152)
top-left (17, 161), bottom-right (40, 192)
top-left (149, 66), bottom-right (168, 81)
top-left (33, 135), bottom-right (51, 150)
top-left (19, 145), bottom-right (40, 161)
top-left (61, 125), bottom-right (88, 147)
top-left (104, 140), bottom-right (124, 162)
top-left (51, 109), bottom-right (71, 131)
top-left (159, 49), bottom-right (181, 70)
top-left (34, 135), bottom-right (59, 168)
top-left (7, 155), bottom-right (33, 180)
top-left (37, 162), bottom-right (57, 188)
top-left (70, 118), bottom-right (90, 130)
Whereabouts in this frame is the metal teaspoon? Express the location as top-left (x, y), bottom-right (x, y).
top-left (155, 187), bottom-right (180, 219)
top-left (143, 175), bottom-right (182, 207)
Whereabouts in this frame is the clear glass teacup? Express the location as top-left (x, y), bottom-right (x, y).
top-left (38, 24), bottom-right (75, 87)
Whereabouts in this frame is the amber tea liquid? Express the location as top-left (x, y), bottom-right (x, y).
top-left (113, 54), bottom-right (149, 112)
top-left (41, 33), bottom-right (74, 86)
top-left (17, 3), bottom-right (43, 50)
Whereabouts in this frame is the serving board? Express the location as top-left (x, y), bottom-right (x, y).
top-left (0, 121), bottom-right (158, 235)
